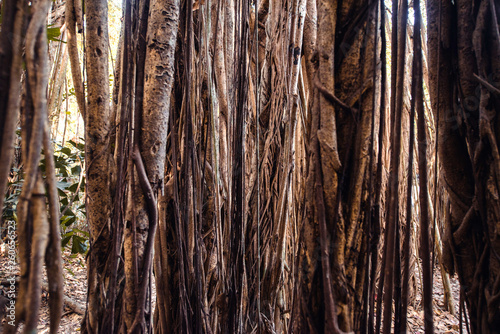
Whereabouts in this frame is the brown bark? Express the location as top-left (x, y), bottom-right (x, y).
top-left (142, 0), bottom-right (181, 332)
top-left (65, 0), bottom-right (86, 119)
top-left (414, 0), bottom-right (433, 330)
top-left (3, 2), bottom-right (63, 332)
top-left (426, 0), bottom-right (500, 331)
top-left (0, 0), bottom-right (24, 218)
top-left (82, 0), bottom-right (113, 332)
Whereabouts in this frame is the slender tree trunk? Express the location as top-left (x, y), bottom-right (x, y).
top-left (82, 0), bottom-right (114, 332)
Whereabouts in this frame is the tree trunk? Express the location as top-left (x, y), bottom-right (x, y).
top-left (82, 0), bottom-right (114, 332)
top-left (426, 0), bottom-right (500, 331)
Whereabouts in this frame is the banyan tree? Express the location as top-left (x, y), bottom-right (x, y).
top-left (0, 0), bottom-right (499, 333)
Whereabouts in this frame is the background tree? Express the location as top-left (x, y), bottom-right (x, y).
top-left (426, 0), bottom-right (500, 331)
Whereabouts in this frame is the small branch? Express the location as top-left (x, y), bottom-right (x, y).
top-left (41, 283), bottom-right (85, 315)
top-left (314, 77), bottom-right (355, 113)
top-left (453, 205), bottom-right (476, 244)
top-left (129, 145), bottom-right (158, 333)
top-left (473, 73), bottom-right (500, 95)
top-left (65, 0), bottom-right (86, 120)
top-left (43, 117), bottom-right (64, 334)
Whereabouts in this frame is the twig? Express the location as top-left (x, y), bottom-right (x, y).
top-left (41, 282), bottom-right (85, 315)
top-left (473, 73), bottom-right (500, 95)
top-left (314, 77), bottom-right (356, 113)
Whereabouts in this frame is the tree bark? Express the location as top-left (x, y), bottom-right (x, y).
top-left (82, 0), bottom-right (114, 332)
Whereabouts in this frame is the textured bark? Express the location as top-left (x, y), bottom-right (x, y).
top-left (426, 0), bottom-right (500, 331)
top-left (25, 174), bottom-right (50, 332)
top-left (400, 33), bottom-right (417, 333)
top-left (82, 0), bottom-right (113, 332)
top-left (0, 0), bottom-right (24, 218)
top-left (3, 0), bottom-right (487, 332)
top-left (65, 0), bottom-right (86, 118)
top-left (414, 0), bottom-right (433, 330)
top-left (139, 0), bottom-right (180, 331)
top-left (4, 2), bottom-right (63, 332)
top-left (17, 1), bottom-right (53, 330)
top-left (141, 0), bottom-right (179, 189)
top-left (292, 0), bottom-right (378, 332)
top-left (213, 0), bottom-right (230, 194)
top-left (381, 0), bottom-right (408, 331)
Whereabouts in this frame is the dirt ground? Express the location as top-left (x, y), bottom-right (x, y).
top-left (406, 263), bottom-right (465, 333)
top-left (1, 243), bottom-right (466, 333)
top-left (0, 247), bottom-right (86, 333)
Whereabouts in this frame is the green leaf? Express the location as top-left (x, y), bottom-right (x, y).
top-left (60, 147), bottom-right (72, 156)
top-left (68, 182), bottom-right (80, 193)
top-left (73, 228), bottom-right (90, 238)
top-left (47, 26), bottom-right (61, 42)
top-left (61, 235), bottom-right (72, 248)
top-left (64, 216), bottom-right (77, 227)
top-left (71, 165), bottom-right (82, 175)
top-left (56, 181), bottom-right (71, 190)
top-left (66, 267), bottom-right (76, 276)
top-left (72, 235), bottom-right (88, 254)
top-left (54, 160), bottom-right (66, 170)
top-left (65, 207), bottom-right (76, 217)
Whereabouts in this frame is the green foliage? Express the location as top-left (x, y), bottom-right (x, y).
top-left (47, 25), bottom-right (62, 43)
top-left (2, 135), bottom-right (88, 255)
top-left (52, 139), bottom-right (89, 255)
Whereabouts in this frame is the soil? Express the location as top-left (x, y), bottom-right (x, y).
top-left (0, 246), bottom-right (86, 333)
top-left (406, 262), bottom-right (466, 333)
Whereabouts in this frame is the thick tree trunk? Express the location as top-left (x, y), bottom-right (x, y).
top-left (142, 0), bottom-right (180, 331)
top-left (292, 0), bottom-right (377, 332)
top-left (426, 0), bottom-right (500, 331)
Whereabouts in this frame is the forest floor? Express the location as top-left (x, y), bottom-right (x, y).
top-left (0, 247), bottom-right (87, 333)
top-left (406, 263), bottom-right (465, 333)
top-left (1, 245), bottom-right (466, 333)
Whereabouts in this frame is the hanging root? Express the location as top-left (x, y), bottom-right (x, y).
top-left (0, 0), bottom-right (24, 214)
top-left (129, 145), bottom-right (158, 333)
top-left (43, 120), bottom-right (64, 334)
top-left (25, 174), bottom-right (50, 332)
top-left (7, 1), bottom-right (59, 332)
